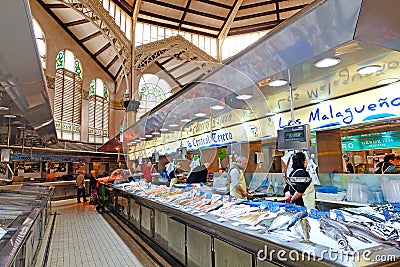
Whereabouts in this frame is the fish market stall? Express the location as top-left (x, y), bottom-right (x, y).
top-left (98, 182), bottom-right (400, 267)
top-left (0, 185), bottom-right (53, 267)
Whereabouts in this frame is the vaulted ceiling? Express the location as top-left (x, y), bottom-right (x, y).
top-left (37, 0), bottom-right (313, 81)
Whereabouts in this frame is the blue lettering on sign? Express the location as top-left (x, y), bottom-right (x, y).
top-left (278, 94), bottom-right (400, 129)
top-left (186, 132), bottom-right (233, 149)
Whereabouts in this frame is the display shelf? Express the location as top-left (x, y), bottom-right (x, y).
top-left (100, 183), bottom-right (399, 267)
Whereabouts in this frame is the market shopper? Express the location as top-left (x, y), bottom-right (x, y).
top-left (89, 170), bottom-right (98, 193)
top-left (284, 152), bottom-right (311, 206)
top-left (186, 162), bottom-right (210, 184)
top-left (228, 155), bottom-right (254, 199)
top-left (76, 170), bottom-right (87, 203)
top-left (375, 154), bottom-right (397, 174)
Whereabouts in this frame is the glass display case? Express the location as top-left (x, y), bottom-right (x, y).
top-left (0, 185), bottom-right (53, 267)
top-left (98, 182), bottom-right (400, 267)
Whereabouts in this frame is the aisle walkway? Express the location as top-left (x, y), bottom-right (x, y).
top-left (45, 200), bottom-right (160, 267)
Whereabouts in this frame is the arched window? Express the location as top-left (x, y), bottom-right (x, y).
top-left (32, 19), bottom-right (46, 69)
top-left (88, 78), bottom-right (109, 143)
top-left (54, 50), bottom-right (82, 141)
top-left (137, 74), bottom-right (172, 117)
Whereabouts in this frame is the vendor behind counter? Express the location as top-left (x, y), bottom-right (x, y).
top-left (186, 163), bottom-right (210, 184)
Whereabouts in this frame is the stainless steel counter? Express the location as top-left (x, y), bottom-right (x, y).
top-left (0, 185), bottom-right (53, 267)
top-left (100, 184), bottom-right (399, 267)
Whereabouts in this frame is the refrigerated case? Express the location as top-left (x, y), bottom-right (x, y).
top-left (0, 185), bottom-right (53, 267)
top-left (99, 182), bottom-right (400, 267)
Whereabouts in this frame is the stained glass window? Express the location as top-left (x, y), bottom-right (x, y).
top-left (136, 74), bottom-right (172, 119)
top-left (54, 49), bottom-right (82, 141)
top-left (88, 78), bottom-right (109, 143)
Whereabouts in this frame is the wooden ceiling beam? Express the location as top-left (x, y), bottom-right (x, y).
top-left (229, 20), bottom-right (282, 35)
top-left (137, 18), bottom-right (217, 37)
top-left (175, 66), bottom-right (200, 80)
top-left (65, 18), bottom-right (89, 27)
top-left (155, 61), bottom-right (183, 88)
top-left (106, 55), bottom-right (119, 69)
top-left (45, 4), bottom-right (68, 8)
top-left (144, 0), bottom-right (225, 21)
top-left (195, 0), bottom-right (231, 9)
top-left (239, 0), bottom-right (280, 10)
top-left (38, 0), bottom-right (115, 80)
top-left (168, 60), bottom-right (190, 73)
top-left (235, 4), bottom-right (307, 21)
top-left (178, 0), bottom-right (193, 30)
top-left (140, 11), bottom-right (220, 32)
top-left (80, 31), bottom-right (102, 43)
top-left (217, 0), bottom-right (243, 61)
top-left (94, 43), bottom-right (111, 57)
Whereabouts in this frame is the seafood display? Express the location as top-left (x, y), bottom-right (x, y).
top-left (108, 182), bottom-right (400, 256)
top-left (319, 218), bottom-right (353, 251)
top-left (294, 218), bottom-right (311, 243)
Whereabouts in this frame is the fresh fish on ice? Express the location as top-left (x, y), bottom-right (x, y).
top-left (321, 217), bottom-right (371, 244)
top-left (268, 213), bottom-right (292, 232)
top-left (319, 219), bottom-right (353, 251)
top-left (343, 221), bottom-right (400, 249)
top-left (293, 218), bottom-right (311, 243)
top-left (287, 210), bottom-right (308, 230)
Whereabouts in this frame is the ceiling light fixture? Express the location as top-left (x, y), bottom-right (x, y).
top-left (235, 94), bottom-right (252, 100)
top-left (194, 112), bottom-right (207, 117)
top-left (3, 114), bottom-right (16, 118)
top-left (314, 57), bottom-right (341, 68)
top-left (268, 79), bottom-right (288, 87)
top-left (211, 105), bottom-right (225, 110)
top-left (357, 65), bottom-right (381, 75)
top-left (145, 134), bottom-right (153, 138)
top-left (0, 106), bottom-right (9, 111)
top-left (266, 112), bottom-right (276, 116)
top-left (181, 118), bottom-right (191, 123)
top-left (377, 78), bottom-right (400, 85)
top-left (140, 137), bottom-right (146, 140)
top-left (169, 123), bottom-right (179, 127)
top-left (160, 128), bottom-right (169, 132)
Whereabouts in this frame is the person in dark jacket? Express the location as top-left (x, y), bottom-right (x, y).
top-left (343, 155), bottom-right (354, 173)
top-left (186, 163), bottom-right (210, 184)
top-left (284, 152), bottom-right (311, 206)
top-left (375, 154), bottom-right (397, 174)
top-left (89, 170), bottom-right (98, 193)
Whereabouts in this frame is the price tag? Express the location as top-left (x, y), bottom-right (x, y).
top-left (309, 209), bottom-right (330, 219)
top-left (383, 210), bottom-right (392, 221)
top-left (334, 210), bottom-right (345, 221)
top-left (391, 203), bottom-right (400, 212)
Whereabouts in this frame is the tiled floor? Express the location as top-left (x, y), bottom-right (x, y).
top-left (46, 200), bottom-right (160, 267)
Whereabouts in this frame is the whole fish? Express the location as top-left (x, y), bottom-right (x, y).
top-left (319, 219), bottom-right (353, 251)
top-left (287, 211), bottom-right (308, 230)
top-left (294, 218), bottom-right (311, 243)
top-left (343, 221), bottom-right (400, 249)
top-left (268, 213), bottom-right (292, 232)
top-left (321, 217), bottom-right (371, 244)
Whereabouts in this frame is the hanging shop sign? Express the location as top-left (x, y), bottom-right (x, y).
top-left (274, 83), bottom-right (400, 131)
top-left (342, 130), bottom-right (400, 151)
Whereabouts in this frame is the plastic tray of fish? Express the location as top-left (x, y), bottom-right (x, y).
top-left (316, 192), bottom-right (346, 201)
